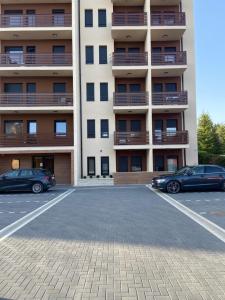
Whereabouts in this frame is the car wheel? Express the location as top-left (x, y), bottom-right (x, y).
top-left (166, 181), bottom-right (181, 194)
top-left (32, 182), bottom-right (43, 194)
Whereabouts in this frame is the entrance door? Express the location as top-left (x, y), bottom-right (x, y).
top-left (118, 156), bottom-right (128, 172)
top-left (167, 157), bottom-right (178, 172)
top-left (33, 156), bottom-right (54, 174)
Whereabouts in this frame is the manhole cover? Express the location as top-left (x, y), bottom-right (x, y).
top-left (209, 211), bottom-right (225, 217)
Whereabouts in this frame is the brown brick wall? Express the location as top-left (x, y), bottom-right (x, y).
top-left (0, 77), bottom-right (73, 93)
top-left (113, 171), bottom-right (170, 185)
top-left (1, 4), bottom-right (71, 15)
top-left (1, 40), bottom-right (72, 53)
top-left (0, 153), bottom-right (72, 184)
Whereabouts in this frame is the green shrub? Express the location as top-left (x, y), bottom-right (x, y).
top-left (198, 151), bottom-right (225, 166)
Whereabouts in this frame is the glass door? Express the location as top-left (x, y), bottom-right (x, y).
top-left (167, 157), bottom-right (178, 172)
top-left (52, 9), bottom-right (65, 26)
top-left (33, 156), bottom-right (54, 174)
top-left (101, 157), bottom-right (109, 176)
top-left (5, 46), bottom-right (23, 64)
top-left (88, 157), bottom-right (95, 176)
top-left (118, 156), bottom-right (128, 172)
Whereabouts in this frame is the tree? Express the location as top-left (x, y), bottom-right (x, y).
top-left (197, 113), bottom-right (220, 154)
top-left (215, 123), bottom-right (225, 154)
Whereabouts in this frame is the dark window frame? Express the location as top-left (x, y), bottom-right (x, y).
top-left (99, 45), bottom-right (107, 64)
top-left (87, 157), bottom-right (96, 176)
top-left (100, 82), bottom-right (108, 101)
top-left (101, 119), bottom-right (109, 138)
top-left (87, 119), bottom-right (95, 138)
top-left (86, 46), bottom-right (94, 64)
top-left (85, 9), bottom-right (93, 27)
top-left (54, 120), bottom-right (67, 136)
top-left (86, 82), bottom-right (95, 101)
top-left (98, 9), bottom-right (107, 27)
top-left (27, 120), bottom-right (37, 135)
top-left (101, 156), bottom-right (109, 176)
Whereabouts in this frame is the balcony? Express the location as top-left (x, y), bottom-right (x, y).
top-left (0, 14), bottom-right (72, 40)
top-left (0, 93), bottom-right (73, 112)
top-left (112, 52), bottom-right (148, 77)
top-left (153, 131), bottom-right (189, 146)
top-left (0, 53), bottom-right (73, 76)
top-left (152, 91), bottom-right (188, 112)
top-left (151, 51), bottom-right (187, 77)
top-left (114, 131), bottom-right (149, 149)
top-left (112, 12), bottom-right (147, 41)
top-left (113, 92), bottom-right (149, 113)
top-left (151, 12), bottom-right (186, 41)
top-left (112, 0), bottom-right (145, 5)
top-left (0, 134), bottom-right (73, 148)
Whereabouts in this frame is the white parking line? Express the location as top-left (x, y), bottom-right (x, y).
top-left (0, 189), bottom-right (75, 242)
top-left (147, 185), bottom-right (225, 244)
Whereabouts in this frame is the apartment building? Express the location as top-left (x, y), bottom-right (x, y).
top-left (0, 0), bottom-right (197, 185)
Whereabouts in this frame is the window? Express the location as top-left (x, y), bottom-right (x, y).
top-left (11, 159), bottom-right (20, 170)
top-left (86, 46), bottom-right (94, 64)
top-left (53, 45), bottom-right (65, 53)
top-left (153, 83), bottom-right (163, 93)
top-left (205, 166), bottom-right (225, 173)
top-left (100, 83), bottom-right (108, 101)
top-left (4, 10), bottom-right (23, 27)
top-left (26, 10), bottom-right (36, 26)
top-left (101, 119), bottom-right (109, 138)
top-left (131, 156), bottom-right (142, 172)
top-left (3, 170), bottom-right (20, 178)
top-left (4, 120), bottom-right (23, 135)
top-left (87, 120), bottom-right (95, 138)
top-left (26, 46), bottom-right (35, 53)
top-left (52, 9), bottom-right (65, 26)
top-left (27, 120), bottom-right (37, 135)
top-left (86, 83), bottom-right (95, 101)
top-left (130, 84), bottom-right (141, 92)
top-left (192, 166), bottom-right (205, 175)
top-left (166, 119), bottom-right (177, 132)
top-left (118, 156), bottom-right (128, 172)
top-left (117, 84), bottom-right (127, 93)
top-left (87, 157), bottom-right (95, 176)
top-left (19, 169), bottom-right (33, 177)
top-left (4, 83), bottom-right (22, 93)
top-left (101, 157), bottom-right (109, 176)
top-left (99, 46), bottom-right (107, 64)
top-left (98, 9), bottom-right (106, 27)
top-left (165, 83), bottom-right (177, 92)
top-left (85, 9), bottom-right (93, 27)
top-left (55, 120), bottom-right (67, 136)
top-left (26, 83), bottom-right (36, 93)
top-left (53, 83), bottom-right (66, 93)
top-left (131, 120), bottom-right (141, 132)
top-left (118, 120), bottom-right (126, 132)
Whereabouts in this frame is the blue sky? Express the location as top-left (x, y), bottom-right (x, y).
top-left (195, 1), bottom-right (225, 124)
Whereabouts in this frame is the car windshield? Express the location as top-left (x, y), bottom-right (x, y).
top-left (174, 167), bottom-right (192, 175)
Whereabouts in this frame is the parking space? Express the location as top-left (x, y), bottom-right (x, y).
top-left (169, 190), bottom-right (225, 229)
top-left (0, 187), bottom-right (69, 230)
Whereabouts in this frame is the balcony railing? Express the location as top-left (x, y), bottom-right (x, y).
top-left (0, 53), bottom-right (72, 66)
top-left (114, 131), bottom-right (149, 145)
top-left (151, 51), bottom-right (187, 65)
top-left (153, 131), bottom-right (188, 145)
top-left (0, 134), bottom-right (73, 147)
top-left (112, 12), bottom-right (147, 26)
top-left (0, 14), bottom-right (72, 27)
top-left (152, 91), bottom-right (188, 106)
top-left (112, 52), bottom-right (148, 66)
top-left (0, 93), bottom-right (73, 107)
top-left (151, 12), bottom-right (186, 26)
top-left (114, 92), bottom-right (149, 106)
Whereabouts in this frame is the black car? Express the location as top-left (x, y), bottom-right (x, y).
top-left (0, 168), bottom-right (56, 193)
top-left (152, 165), bottom-right (225, 194)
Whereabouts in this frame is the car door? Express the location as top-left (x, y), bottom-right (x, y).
top-left (203, 166), bottom-right (225, 189)
top-left (182, 166), bottom-right (207, 190)
top-left (0, 170), bottom-right (20, 191)
top-left (17, 169), bottom-right (35, 190)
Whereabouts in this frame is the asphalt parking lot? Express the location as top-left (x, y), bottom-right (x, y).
top-left (168, 190), bottom-right (225, 229)
top-left (1, 185), bottom-right (225, 299)
top-left (0, 187), bottom-right (69, 230)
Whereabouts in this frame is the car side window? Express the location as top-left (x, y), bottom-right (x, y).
top-left (19, 170), bottom-right (33, 177)
top-left (192, 166), bottom-right (205, 174)
top-left (205, 166), bottom-right (224, 173)
top-left (4, 170), bottom-right (20, 178)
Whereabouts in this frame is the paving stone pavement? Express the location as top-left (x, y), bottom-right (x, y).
top-left (1, 186), bottom-right (225, 300)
